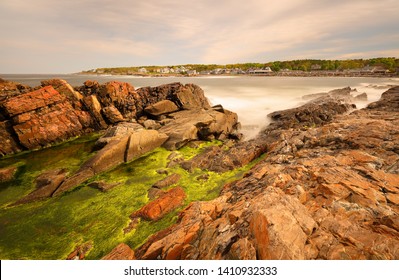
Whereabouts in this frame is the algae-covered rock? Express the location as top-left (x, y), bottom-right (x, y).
top-left (13, 169), bottom-right (68, 205)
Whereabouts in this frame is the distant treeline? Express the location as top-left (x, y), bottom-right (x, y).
top-left (83, 57), bottom-right (398, 74)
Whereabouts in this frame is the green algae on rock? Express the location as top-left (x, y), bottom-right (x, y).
top-left (0, 136), bottom-right (258, 259)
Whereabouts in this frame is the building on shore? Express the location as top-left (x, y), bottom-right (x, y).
top-left (248, 67), bottom-right (273, 75)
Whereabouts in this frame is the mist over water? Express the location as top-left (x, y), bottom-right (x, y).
top-left (3, 74), bottom-right (398, 139)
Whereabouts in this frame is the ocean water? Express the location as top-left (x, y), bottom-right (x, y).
top-left (2, 74), bottom-right (398, 139)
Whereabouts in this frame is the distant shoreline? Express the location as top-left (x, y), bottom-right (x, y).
top-left (78, 72), bottom-right (398, 79)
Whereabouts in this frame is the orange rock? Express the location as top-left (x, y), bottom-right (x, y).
top-left (135, 187), bottom-right (186, 221)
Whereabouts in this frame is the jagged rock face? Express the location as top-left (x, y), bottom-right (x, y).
top-left (2, 86), bottom-right (93, 150)
top-left (0, 79), bottom-right (224, 157)
top-left (134, 86), bottom-right (399, 260)
top-left (367, 86), bottom-right (399, 111)
top-left (267, 95), bottom-right (356, 130)
top-left (1, 78), bottom-right (241, 204)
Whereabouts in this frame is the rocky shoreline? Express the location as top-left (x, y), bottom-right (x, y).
top-left (1, 78), bottom-right (399, 260)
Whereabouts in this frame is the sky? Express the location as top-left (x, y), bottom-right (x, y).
top-left (0, 0), bottom-right (398, 73)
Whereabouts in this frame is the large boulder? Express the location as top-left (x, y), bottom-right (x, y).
top-left (170, 84), bottom-right (211, 110)
top-left (267, 95), bottom-right (356, 130)
top-left (367, 86), bottom-right (399, 111)
top-left (159, 108), bottom-right (239, 150)
top-left (2, 86), bottom-right (64, 117)
top-left (4, 86), bottom-right (93, 150)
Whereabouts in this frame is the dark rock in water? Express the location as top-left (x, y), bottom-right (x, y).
top-left (0, 166), bottom-right (17, 183)
top-left (152, 173), bottom-right (181, 189)
top-left (196, 174), bottom-right (209, 181)
top-left (53, 136), bottom-right (130, 196)
top-left (132, 186), bottom-right (186, 221)
top-left (12, 169), bottom-right (68, 205)
top-left (367, 86), bottom-right (399, 111)
top-left (101, 243), bottom-right (135, 260)
top-left (144, 100), bottom-right (179, 116)
top-left (302, 87), bottom-right (354, 100)
top-left (268, 95), bottom-right (356, 130)
top-left (354, 92), bottom-right (368, 101)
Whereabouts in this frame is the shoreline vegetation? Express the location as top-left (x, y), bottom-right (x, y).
top-left (80, 57), bottom-right (399, 78)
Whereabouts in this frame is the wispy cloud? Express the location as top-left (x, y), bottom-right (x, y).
top-left (0, 0), bottom-right (398, 73)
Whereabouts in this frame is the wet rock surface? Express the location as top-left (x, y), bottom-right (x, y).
top-left (133, 86), bottom-right (399, 260)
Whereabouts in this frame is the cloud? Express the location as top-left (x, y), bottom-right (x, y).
top-left (0, 0), bottom-right (398, 72)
